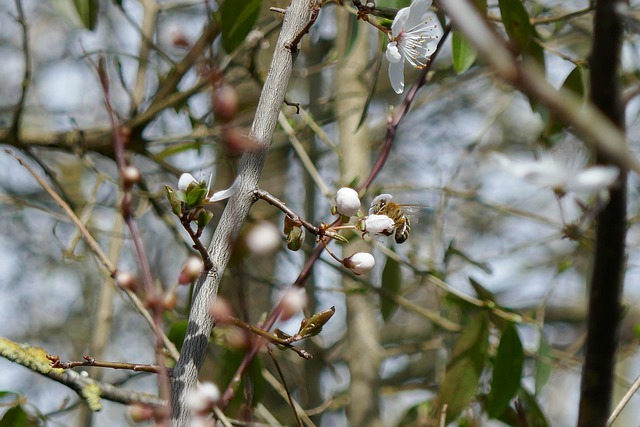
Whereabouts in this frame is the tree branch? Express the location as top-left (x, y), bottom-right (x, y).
top-left (170, 1), bottom-right (318, 425)
top-left (578, 0), bottom-right (627, 425)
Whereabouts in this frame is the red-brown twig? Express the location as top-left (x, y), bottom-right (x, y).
top-left (47, 354), bottom-right (160, 374)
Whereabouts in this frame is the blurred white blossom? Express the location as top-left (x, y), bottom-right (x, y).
top-left (280, 288), bottom-right (308, 321)
top-left (187, 382), bottom-right (220, 414)
top-left (335, 187), bottom-right (361, 217)
top-left (245, 221), bottom-right (282, 255)
top-left (386, 0), bottom-right (439, 94)
top-left (344, 252), bottom-right (376, 275)
top-left (493, 152), bottom-right (619, 194)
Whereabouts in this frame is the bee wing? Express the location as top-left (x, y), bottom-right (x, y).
top-left (398, 205), bottom-right (431, 223)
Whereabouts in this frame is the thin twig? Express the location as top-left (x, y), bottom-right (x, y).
top-left (48, 354), bottom-right (160, 374)
top-left (267, 347), bottom-right (304, 427)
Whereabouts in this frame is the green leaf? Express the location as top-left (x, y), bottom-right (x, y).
top-left (356, 44), bottom-right (383, 131)
top-left (221, 0), bottom-right (263, 54)
top-left (487, 323), bottom-right (524, 418)
top-left (535, 331), bottom-right (552, 395)
top-left (185, 184), bottom-right (207, 207)
top-left (544, 66), bottom-right (584, 136)
top-left (167, 320), bottom-right (188, 352)
top-left (73, 0), bottom-right (99, 30)
top-left (452, 30), bottom-right (477, 74)
top-left (0, 406), bottom-right (30, 427)
top-left (380, 251), bottom-right (402, 322)
top-left (434, 312), bottom-right (489, 423)
top-left (498, 0), bottom-right (532, 52)
top-left (298, 306), bottom-right (335, 339)
top-left (517, 387), bottom-right (550, 427)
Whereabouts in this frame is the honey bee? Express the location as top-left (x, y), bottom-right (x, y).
top-left (369, 194), bottom-right (417, 244)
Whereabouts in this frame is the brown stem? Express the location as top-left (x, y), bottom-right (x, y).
top-left (47, 354), bottom-right (160, 374)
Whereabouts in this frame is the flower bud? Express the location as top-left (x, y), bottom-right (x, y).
top-left (115, 271), bottom-right (137, 291)
top-left (122, 165), bottom-right (141, 187)
top-left (212, 84), bottom-right (239, 123)
top-left (335, 187), bottom-right (361, 217)
top-left (128, 403), bottom-right (154, 422)
top-left (222, 127), bottom-right (259, 156)
top-left (178, 173), bottom-right (198, 191)
top-left (187, 382), bottom-right (220, 414)
top-left (178, 257), bottom-right (205, 285)
top-left (280, 288), bottom-right (308, 321)
top-left (163, 291), bottom-right (178, 310)
top-left (209, 297), bottom-right (233, 322)
top-left (363, 214), bottom-right (395, 236)
top-left (344, 252), bottom-right (375, 275)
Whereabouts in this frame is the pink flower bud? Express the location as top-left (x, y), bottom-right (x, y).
top-left (163, 291), bottom-right (178, 310)
top-left (178, 256), bottom-right (205, 285)
top-left (364, 214), bottom-right (395, 236)
top-left (245, 221), bottom-right (282, 255)
top-left (344, 252), bottom-right (375, 275)
top-left (178, 173), bottom-right (198, 191)
top-left (209, 297), bottom-right (233, 322)
top-left (212, 84), bottom-right (239, 123)
top-left (335, 187), bottom-right (361, 217)
top-left (115, 271), bottom-right (137, 291)
top-left (280, 288), bottom-right (308, 321)
top-left (128, 403), bottom-right (154, 422)
top-left (122, 165), bottom-right (141, 187)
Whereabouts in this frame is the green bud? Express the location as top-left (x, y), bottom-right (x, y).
top-left (197, 209), bottom-right (214, 228)
top-left (286, 225), bottom-right (304, 251)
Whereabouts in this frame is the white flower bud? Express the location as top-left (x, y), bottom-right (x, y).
top-left (245, 221), bottom-right (282, 255)
top-left (335, 187), bottom-right (361, 217)
top-left (280, 288), bottom-right (308, 321)
top-left (344, 252), bottom-right (376, 275)
top-left (364, 214), bottom-right (395, 236)
top-left (187, 382), bottom-right (220, 414)
top-left (178, 173), bottom-right (198, 191)
top-left (178, 256), bottom-right (205, 285)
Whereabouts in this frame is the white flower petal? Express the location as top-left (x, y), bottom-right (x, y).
top-left (365, 214), bottom-right (395, 235)
top-left (178, 173), bottom-right (198, 191)
top-left (208, 175), bottom-right (240, 202)
top-left (391, 6), bottom-right (411, 36)
top-left (388, 60), bottom-right (405, 94)
top-left (386, 42), bottom-right (402, 63)
top-left (566, 166), bottom-right (619, 192)
top-left (405, 0), bottom-right (432, 29)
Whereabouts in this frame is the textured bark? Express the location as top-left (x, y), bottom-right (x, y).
top-left (335, 9), bottom-right (383, 427)
top-left (577, 1), bottom-right (627, 426)
top-left (169, 2), bottom-right (316, 425)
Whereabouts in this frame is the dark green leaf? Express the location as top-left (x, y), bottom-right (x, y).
top-left (487, 323), bottom-right (524, 418)
top-left (535, 332), bottom-right (552, 395)
top-left (73, 0), bottom-right (99, 31)
top-left (221, 0), bottom-right (263, 54)
top-left (468, 277), bottom-right (496, 302)
top-left (380, 251), bottom-right (402, 322)
top-left (452, 30), bottom-right (477, 74)
top-left (185, 184), bottom-right (207, 207)
top-left (167, 320), bottom-right (188, 352)
top-left (498, 0), bottom-right (532, 52)
top-left (434, 312), bottom-right (489, 422)
top-left (0, 406), bottom-right (30, 427)
top-left (344, 16), bottom-right (359, 58)
top-left (544, 66), bottom-right (584, 136)
top-left (518, 387), bottom-right (550, 427)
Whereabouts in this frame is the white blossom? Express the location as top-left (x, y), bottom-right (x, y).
top-left (364, 214), bottom-right (396, 236)
top-left (187, 382), bottom-right (220, 414)
top-left (493, 152), bottom-right (619, 194)
top-left (245, 221), bottom-right (282, 255)
top-left (386, 0), bottom-right (439, 94)
top-left (179, 173), bottom-right (198, 191)
top-left (344, 252), bottom-right (376, 275)
top-left (335, 187), bottom-right (361, 217)
top-left (280, 288), bottom-right (308, 321)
